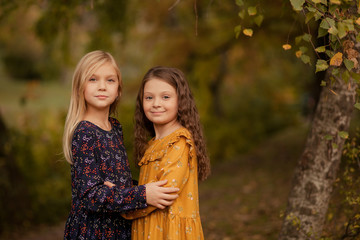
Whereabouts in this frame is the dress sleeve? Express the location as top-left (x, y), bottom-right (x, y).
top-left (122, 136), bottom-right (191, 219)
top-left (72, 127), bottom-right (147, 213)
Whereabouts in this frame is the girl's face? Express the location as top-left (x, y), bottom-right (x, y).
top-left (143, 78), bottom-right (179, 127)
top-left (83, 62), bottom-right (119, 112)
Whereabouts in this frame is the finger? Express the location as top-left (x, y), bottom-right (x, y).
top-left (155, 179), bottom-right (168, 186)
top-left (160, 194), bottom-right (178, 201)
top-left (161, 187), bottom-right (179, 193)
top-left (159, 200), bottom-right (174, 207)
top-left (157, 204), bottom-right (166, 209)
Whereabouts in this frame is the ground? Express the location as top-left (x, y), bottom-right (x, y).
top-left (2, 126), bottom-right (307, 240)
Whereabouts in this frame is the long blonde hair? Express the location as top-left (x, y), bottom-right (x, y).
top-left (134, 66), bottom-right (211, 181)
top-left (62, 50), bottom-right (122, 164)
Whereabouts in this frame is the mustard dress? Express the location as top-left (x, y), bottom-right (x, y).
top-left (122, 127), bottom-right (204, 240)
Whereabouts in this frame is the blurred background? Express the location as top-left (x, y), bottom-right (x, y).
top-left (0, 0), bottom-right (358, 239)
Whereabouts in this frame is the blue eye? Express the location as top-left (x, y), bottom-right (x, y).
top-left (89, 78), bottom-right (96, 81)
top-left (108, 79), bottom-right (115, 82)
top-left (163, 96), bottom-right (170, 99)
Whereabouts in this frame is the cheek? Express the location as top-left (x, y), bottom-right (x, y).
top-left (142, 101), bottom-right (151, 111)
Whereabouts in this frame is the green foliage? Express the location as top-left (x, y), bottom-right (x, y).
top-left (289, 0), bottom-right (360, 76)
top-left (323, 130), bottom-right (360, 239)
top-left (0, 0), bottom-right (328, 235)
top-left (2, 52), bottom-right (42, 80)
top-left (236, 0), bottom-right (360, 84)
top-left (0, 110), bottom-right (70, 234)
top-left (234, 0), bottom-right (265, 38)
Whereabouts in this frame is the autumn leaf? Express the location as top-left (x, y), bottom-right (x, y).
top-left (282, 44), bottom-right (292, 50)
top-left (330, 52), bottom-right (343, 66)
top-left (243, 29), bottom-right (253, 37)
top-left (346, 48), bottom-right (359, 59)
top-left (343, 40), bottom-right (355, 50)
top-left (330, 0), bottom-right (341, 4)
top-left (295, 50), bottom-right (302, 58)
top-left (356, 18), bottom-right (360, 25)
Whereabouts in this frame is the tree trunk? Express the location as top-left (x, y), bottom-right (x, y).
top-left (279, 67), bottom-right (357, 239)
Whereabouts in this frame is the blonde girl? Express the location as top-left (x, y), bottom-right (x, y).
top-left (63, 52), bottom-right (178, 240)
top-left (123, 66), bottom-right (211, 239)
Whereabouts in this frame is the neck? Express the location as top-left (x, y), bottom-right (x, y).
top-left (83, 107), bottom-right (111, 130)
top-left (153, 120), bottom-right (182, 140)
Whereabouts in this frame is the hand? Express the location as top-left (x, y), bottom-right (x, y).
top-left (145, 180), bottom-right (179, 209)
top-left (104, 181), bottom-right (115, 188)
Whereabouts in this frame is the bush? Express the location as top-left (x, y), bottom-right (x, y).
top-left (0, 110), bottom-right (70, 235)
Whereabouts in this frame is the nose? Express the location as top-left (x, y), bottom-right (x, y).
top-left (153, 97), bottom-right (160, 107)
top-left (98, 79), bottom-right (106, 90)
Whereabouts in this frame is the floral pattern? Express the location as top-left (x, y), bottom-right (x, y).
top-left (64, 118), bottom-right (147, 240)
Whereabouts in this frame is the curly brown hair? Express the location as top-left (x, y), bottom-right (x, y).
top-left (134, 66), bottom-right (211, 181)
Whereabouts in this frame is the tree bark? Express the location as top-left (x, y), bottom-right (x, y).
top-left (279, 67), bottom-right (357, 239)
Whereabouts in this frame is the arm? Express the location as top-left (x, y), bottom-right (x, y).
top-left (72, 128), bottom-right (147, 213)
top-left (122, 137), bottom-right (191, 219)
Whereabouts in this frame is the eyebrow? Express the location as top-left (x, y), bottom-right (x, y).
top-left (91, 73), bottom-right (118, 78)
top-left (143, 91), bottom-right (175, 94)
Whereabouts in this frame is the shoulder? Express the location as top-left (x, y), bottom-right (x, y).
top-left (73, 121), bottom-right (97, 141)
top-left (109, 117), bottom-right (122, 130)
top-left (168, 127), bottom-right (193, 147)
top-left (166, 128), bottom-right (196, 166)
top-left (139, 128), bottom-right (195, 166)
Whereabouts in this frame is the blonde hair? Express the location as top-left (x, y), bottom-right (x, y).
top-left (62, 50), bottom-right (122, 164)
top-left (134, 66), bottom-right (211, 181)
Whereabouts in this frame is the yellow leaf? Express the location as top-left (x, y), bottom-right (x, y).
top-left (330, 52), bottom-right (343, 66)
top-left (296, 50), bottom-right (302, 58)
top-left (243, 29), bottom-right (253, 37)
top-left (356, 18), bottom-right (360, 25)
top-left (282, 44), bottom-right (292, 50)
top-left (330, 0), bottom-right (341, 4)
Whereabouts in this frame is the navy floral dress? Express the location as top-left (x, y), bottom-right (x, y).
top-left (64, 118), bottom-right (147, 240)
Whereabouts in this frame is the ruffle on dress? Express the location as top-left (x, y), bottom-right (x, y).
top-left (132, 209), bottom-right (204, 240)
top-left (138, 128), bottom-right (196, 169)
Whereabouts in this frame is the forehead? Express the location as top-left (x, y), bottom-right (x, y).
top-left (144, 78), bottom-right (176, 93)
top-left (92, 62), bottom-right (117, 76)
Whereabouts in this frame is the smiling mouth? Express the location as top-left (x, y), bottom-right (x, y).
top-left (96, 95), bottom-right (108, 99)
top-left (151, 111), bottom-right (165, 114)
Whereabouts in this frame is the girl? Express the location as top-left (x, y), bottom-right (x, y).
top-left (122, 66), bottom-right (211, 239)
top-left (63, 51), bottom-right (179, 240)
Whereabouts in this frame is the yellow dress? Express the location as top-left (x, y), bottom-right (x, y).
top-left (122, 127), bottom-right (204, 240)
